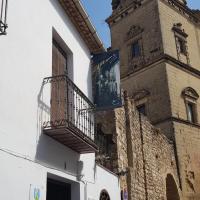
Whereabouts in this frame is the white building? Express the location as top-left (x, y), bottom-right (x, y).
top-left (0, 0), bottom-right (121, 199)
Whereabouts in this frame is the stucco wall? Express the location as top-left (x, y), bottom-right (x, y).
top-left (0, 1), bottom-right (121, 199)
top-left (0, 0), bottom-right (92, 157)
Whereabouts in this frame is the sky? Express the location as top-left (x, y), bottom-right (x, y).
top-left (81, 0), bottom-right (200, 48)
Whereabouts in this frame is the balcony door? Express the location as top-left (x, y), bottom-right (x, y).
top-left (52, 39), bottom-right (67, 76)
top-left (51, 40), bottom-right (68, 124)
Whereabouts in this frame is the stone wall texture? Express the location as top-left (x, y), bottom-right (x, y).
top-left (103, 0), bottom-right (200, 199)
top-left (96, 96), bottom-right (181, 200)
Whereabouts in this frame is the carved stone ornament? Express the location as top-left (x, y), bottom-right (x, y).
top-left (126, 25), bottom-right (144, 41)
top-left (182, 87), bottom-right (199, 100)
top-left (172, 23), bottom-right (188, 38)
top-left (112, 0), bottom-right (120, 10)
top-left (132, 89), bottom-right (150, 101)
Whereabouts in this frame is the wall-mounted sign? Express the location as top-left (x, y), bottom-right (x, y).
top-left (30, 185), bottom-right (43, 200)
top-left (123, 188), bottom-right (128, 200)
top-left (92, 50), bottom-right (122, 110)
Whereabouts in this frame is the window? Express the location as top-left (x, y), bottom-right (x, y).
top-left (182, 87), bottom-right (199, 124)
top-left (172, 23), bottom-right (189, 63)
top-left (136, 104), bottom-right (146, 116)
top-left (187, 102), bottom-right (196, 123)
top-left (131, 41), bottom-right (141, 58)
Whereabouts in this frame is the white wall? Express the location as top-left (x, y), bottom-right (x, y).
top-left (0, 1), bottom-right (120, 199)
top-left (0, 0), bottom-right (92, 158)
top-left (0, 150), bottom-right (121, 200)
top-left (87, 164), bottom-right (121, 200)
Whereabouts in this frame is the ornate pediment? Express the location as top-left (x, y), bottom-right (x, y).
top-left (126, 25), bottom-right (144, 41)
top-left (172, 23), bottom-right (188, 38)
top-left (132, 89), bottom-right (150, 101)
top-left (182, 87), bottom-right (199, 100)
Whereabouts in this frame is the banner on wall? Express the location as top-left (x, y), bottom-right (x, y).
top-left (92, 50), bottom-right (122, 110)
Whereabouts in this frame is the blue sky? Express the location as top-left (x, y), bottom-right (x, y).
top-left (81, 0), bottom-right (200, 48)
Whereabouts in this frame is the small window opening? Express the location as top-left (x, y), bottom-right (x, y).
top-left (131, 41), bottom-right (141, 58)
top-left (187, 102), bottom-right (196, 123)
top-left (136, 104), bottom-right (146, 116)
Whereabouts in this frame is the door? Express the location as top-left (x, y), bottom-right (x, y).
top-left (51, 40), bottom-right (68, 124)
top-left (47, 178), bottom-right (71, 200)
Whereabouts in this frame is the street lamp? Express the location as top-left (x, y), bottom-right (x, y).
top-left (0, 0), bottom-right (8, 35)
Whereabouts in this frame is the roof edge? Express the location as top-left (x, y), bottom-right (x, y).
top-left (59, 0), bottom-right (105, 53)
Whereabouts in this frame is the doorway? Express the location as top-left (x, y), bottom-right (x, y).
top-left (51, 39), bottom-right (68, 123)
top-left (166, 174), bottom-right (180, 200)
top-left (46, 178), bottom-right (71, 200)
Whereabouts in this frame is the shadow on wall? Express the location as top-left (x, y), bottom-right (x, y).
top-left (49, 0), bottom-right (93, 101)
top-left (35, 81), bottom-right (81, 176)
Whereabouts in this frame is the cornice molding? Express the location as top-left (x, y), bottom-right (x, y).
top-left (107, 0), bottom-right (200, 27)
top-left (160, 0), bottom-right (200, 26)
top-left (59, 0), bottom-right (105, 53)
top-left (153, 116), bottom-right (200, 129)
top-left (121, 53), bottom-right (200, 80)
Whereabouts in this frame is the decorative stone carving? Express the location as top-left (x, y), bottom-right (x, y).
top-left (112, 0), bottom-right (120, 10)
top-left (126, 25), bottom-right (144, 41)
top-left (172, 23), bottom-right (188, 38)
top-left (132, 89), bottom-right (150, 101)
top-left (182, 87), bottom-right (199, 100)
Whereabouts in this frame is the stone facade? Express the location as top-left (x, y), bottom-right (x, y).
top-left (100, 0), bottom-right (200, 199)
top-left (95, 95), bottom-right (180, 200)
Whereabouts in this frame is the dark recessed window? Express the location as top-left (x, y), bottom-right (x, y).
top-left (187, 102), bottom-right (196, 123)
top-left (100, 190), bottom-right (110, 200)
top-left (131, 41), bottom-right (141, 58)
top-left (136, 104), bottom-right (146, 116)
top-left (177, 37), bottom-right (187, 55)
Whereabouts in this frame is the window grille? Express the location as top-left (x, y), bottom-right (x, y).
top-left (0, 0), bottom-right (8, 35)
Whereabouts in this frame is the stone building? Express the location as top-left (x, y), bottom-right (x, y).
top-left (96, 0), bottom-right (200, 199)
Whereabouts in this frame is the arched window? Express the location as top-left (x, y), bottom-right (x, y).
top-left (166, 174), bottom-right (180, 200)
top-left (182, 87), bottom-right (199, 123)
top-left (99, 190), bottom-right (110, 200)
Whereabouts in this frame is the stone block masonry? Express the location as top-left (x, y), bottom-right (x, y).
top-left (95, 94), bottom-right (181, 200)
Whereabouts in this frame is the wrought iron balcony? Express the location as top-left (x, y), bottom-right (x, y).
top-left (42, 75), bottom-right (98, 153)
top-left (0, 0), bottom-right (8, 35)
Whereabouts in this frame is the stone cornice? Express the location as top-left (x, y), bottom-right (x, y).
top-left (107, 0), bottom-right (200, 27)
top-left (106, 0), bottom-right (148, 26)
top-left (153, 116), bottom-right (200, 129)
top-left (160, 0), bottom-right (200, 26)
top-left (121, 53), bottom-right (200, 80)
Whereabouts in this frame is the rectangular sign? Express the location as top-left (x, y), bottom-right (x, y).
top-left (92, 50), bottom-right (122, 110)
top-left (29, 184), bottom-right (44, 200)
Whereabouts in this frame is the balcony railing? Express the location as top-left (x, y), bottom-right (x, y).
top-left (42, 75), bottom-right (98, 153)
top-left (0, 0), bottom-right (8, 35)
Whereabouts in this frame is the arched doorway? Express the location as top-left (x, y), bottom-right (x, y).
top-left (166, 174), bottom-right (180, 200)
top-left (99, 190), bottom-right (110, 200)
